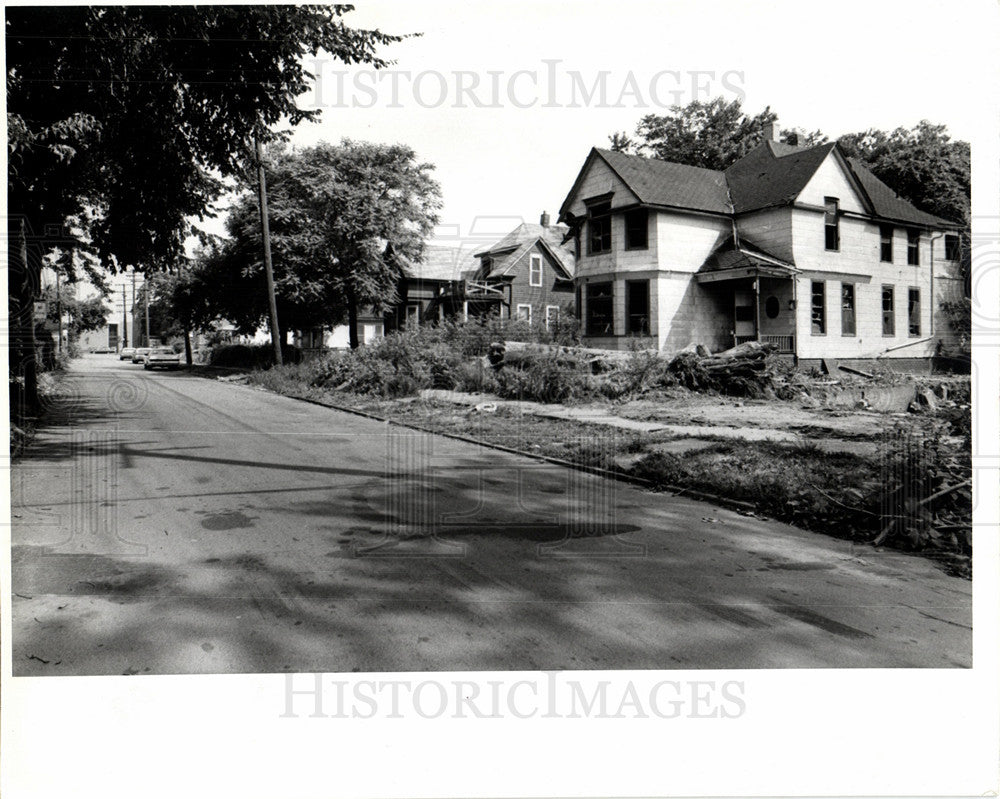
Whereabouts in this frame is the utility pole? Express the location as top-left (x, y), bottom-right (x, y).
top-left (254, 132), bottom-right (283, 366)
top-left (121, 284), bottom-right (128, 348)
top-left (56, 270), bottom-right (63, 354)
top-left (144, 276), bottom-right (151, 347)
top-left (131, 270), bottom-right (137, 347)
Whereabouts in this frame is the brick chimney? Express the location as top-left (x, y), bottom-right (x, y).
top-left (540, 211), bottom-right (551, 226)
top-left (762, 119), bottom-right (779, 141)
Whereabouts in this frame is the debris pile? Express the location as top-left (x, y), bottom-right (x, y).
top-left (667, 341), bottom-right (788, 398)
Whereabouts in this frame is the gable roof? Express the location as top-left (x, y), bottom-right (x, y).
top-left (699, 233), bottom-right (797, 273)
top-left (584, 148), bottom-right (732, 215)
top-left (844, 158), bottom-right (957, 228)
top-left (476, 222), bottom-right (575, 278)
top-left (398, 245), bottom-right (479, 282)
top-left (559, 140), bottom-right (960, 230)
top-left (725, 141), bottom-right (837, 213)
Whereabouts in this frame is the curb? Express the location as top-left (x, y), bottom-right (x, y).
top-left (248, 383), bottom-right (759, 514)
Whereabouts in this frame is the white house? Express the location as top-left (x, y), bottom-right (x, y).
top-left (558, 124), bottom-right (965, 369)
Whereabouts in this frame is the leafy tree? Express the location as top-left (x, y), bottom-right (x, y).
top-left (186, 141), bottom-right (442, 349)
top-left (7, 5), bottom-right (404, 412)
top-left (781, 127), bottom-right (829, 148)
top-left (837, 121), bottom-right (970, 227)
top-left (629, 98), bottom-right (778, 170)
top-left (39, 286), bottom-right (110, 339)
top-left (608, 131), bottom-right (636, 153)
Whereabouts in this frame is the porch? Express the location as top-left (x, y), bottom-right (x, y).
top-left (696, 268), bottom-right (798, 354)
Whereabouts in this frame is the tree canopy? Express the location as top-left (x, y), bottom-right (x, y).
top-left (182, 140), bottom-right (442, 347)
top-left (7, 4), bottom-right (405, 271)
top-left (7, 5), bottom-right (405, 412)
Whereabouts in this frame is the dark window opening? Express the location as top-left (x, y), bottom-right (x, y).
top-left (824, 197), bottom-right (839, 251)
top-left (811, 281), bottom-right (826, 335)
top-left (586, 282), bottom-right (614, 336)
top-left (945, 233), bottom-right (960, 261)
top-left (625, 280), bottom-right (650, 335)
top-left (765, 296), bottom-right (780, 319)
top-left (882, 285), bottom-right (895, 336)
top-left (880, 224), bottom-right (893, 262)
top-left (841, 283), bottom-right (856, 336)
top-left (734, 305), bottom-right (755, 323)
top-left (907, 230), bottom-right (920, 265)
top-left (588, 203), bottom-right (612, 254)
top-left (624, 209), bottom-right (648, 250)
top-left (908, 288), bottom-right (921, 336)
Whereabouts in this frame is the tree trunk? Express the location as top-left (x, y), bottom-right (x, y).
top-left (347, 288), bottom-right (360, 349)
top-left (183, 325), bottom-right (193, 366)
top-left (8, 216), bottom-right (39, 419)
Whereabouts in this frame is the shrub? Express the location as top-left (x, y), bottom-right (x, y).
top-left (207, 343), bottom-right (300, 369)
top-left (494, 350), bottom-right (589, 403)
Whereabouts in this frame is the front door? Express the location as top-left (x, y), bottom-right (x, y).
top-left (734, 289), bottom-right (756, 341)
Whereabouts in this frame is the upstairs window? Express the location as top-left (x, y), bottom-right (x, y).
top-left (841, 283), bottom-right (856, 336)
top-left (811, 281), bottom-right (826, 335)
top-left (586, 282), bottom-right (614, 336)
top-left (624, 209), bottom-right (648, 250)
top-left (529, 253), bottom-right (543, 287)
top-left (880, 224), bottom-right (893, 262)
top-left (945, 233), bottom-right (960, 261)
top-left (824, 197), bottom-right (840, 251)
top-left (908, 288), bottom-right (921, 336)
top-left (907, 229), bottom-right (920, 265)
top-left (882, 285), bottom-right (895, 336)
top-left (588, 202), bottom-right (612, 255)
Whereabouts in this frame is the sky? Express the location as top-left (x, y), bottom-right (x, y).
top-left (222, 0), bottom-right (991, 249)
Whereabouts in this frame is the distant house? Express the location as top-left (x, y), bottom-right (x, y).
top-left (558, 123), bottom-right (964, 368)
top-left (465, 213), bottom-right (577, 328)
top-left (385, 244), bottom-right (480, 331)
top-left (388, 217), bottom-right (577, 330)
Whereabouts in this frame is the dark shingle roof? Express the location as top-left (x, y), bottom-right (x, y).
top-left (594, 148), bottom-right (731, 214)
top-left (568, 141), bottom-right (958, 231)
top-left (725, 141), bottom-right (836, 213)
top-left (477, 222), bottom-right (575, 278)
top-left (700, 233), bottom-right (796, 273)
top-left (845, 158), bottom-right (957, 228)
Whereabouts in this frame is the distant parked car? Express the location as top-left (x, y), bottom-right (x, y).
top-left (131, 347), bottom-right (151, 364)
top-left (143, 347), bottom-right (182, 370)
top-left (119, 347), bottom-right (136, 361)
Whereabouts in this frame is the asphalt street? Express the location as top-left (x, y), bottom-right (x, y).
top-left (10, 355), bottom-right (972, 674)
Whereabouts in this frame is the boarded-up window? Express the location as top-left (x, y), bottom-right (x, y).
top-left (880, 224), bottom-right (893, 262)
top-left (824, 197), bottom-right (839, 251)
top-left (841, 283), bottom-right (855, 336)
top-left (908, 288), bottom-right (921, 336)
top-left (588, 203), bottom-right (612, 254)
top-left (907, 230), bottom-right (920, 265)
top-left (625, 280), bottom-right (650, 335)
top-left (811, 281), bottom-right (826, 335)
top-left (882, 285), bottom-right (895, 336)
top-left (625, 209), bottom-right (648, 250)
top-left (586, 282), bottom-right (614, 335)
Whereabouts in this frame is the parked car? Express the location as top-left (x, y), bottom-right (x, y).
top-left (119, 347), bottom-right (136, 361)
top-left (131, 347), bottom-right (151, 364)
top-left (143, 347), bottom-right (182, 370)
